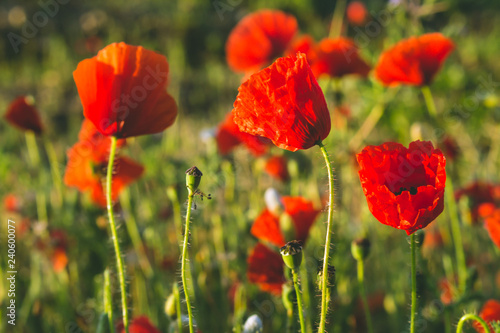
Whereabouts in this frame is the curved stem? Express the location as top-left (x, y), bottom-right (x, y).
top-left (421, 85), bottom-right (437, 118)
top-left (456, 313), bottom-right (490, 333)
top-left (182, 189), bottom-right (195, 333)
top-left (357, 259), bottom-right (374, 333)
top-left (318, 142), bottom-right (334, 333)
top-left (292, 269), bottom-right (306, 333)
top-left (106, 136), bottom-right (129, 333)
top-left (410, 233), bottom-right (417, 333)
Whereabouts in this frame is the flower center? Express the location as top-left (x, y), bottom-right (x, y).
top-left (394, 186), bottom-right (418, 196)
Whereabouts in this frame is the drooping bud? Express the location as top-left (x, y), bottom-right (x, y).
top-left (317, 262), bottom-right (336, 290)
top-left (282, 282), bottom-right (295, 312)
top-left (165, 293), bottom-right (177, 319)
top-left (264, 187), bottom-right (284, 216)
top-left (185, 166), bottom-right (202, 193)
top-left (280, 240), bottom-right (303, 270)
top-left (279, 213), bottom-right (296, 242)
top-left (351, 237), bottom-right (371, 261)
top-left (242, 314), bottom-right (263, 333)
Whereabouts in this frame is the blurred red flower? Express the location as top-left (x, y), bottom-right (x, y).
top-left (251, 196), bottom-right (319, 247)
top-left (216, 112), bottom-right (270, 156)
top-left (438, 277), bottom-right (456, 305)
top-left (64, 121), bottom-right (143, 207)
top-left (356, 141), bottom-right (446, 235)
top-left (3, 194), bottom-right (21, 212)
top-left (264, 156), bottom-right (290, 182)
top-left (474, 299), bottom-right (500, 333)
top-left (456, 182), bottom-right (500, 224)
top-left (247, 243), bottom-right (285, 295)
top-left (4, 96), bottom-right (44, 135)
top-left (232, 53), bottom-right (331, 152)
top-left (285, 35), bottom-right (317, 65)
top-left (422, 228), bottom-right (444, 250)
top-left (483, 207), bottom-right (500, 249)
top-left (73, 42), bottom-right (177, 138)
top-left (226, 10), bottom-right (298, 74)
top-left (346, 1), bottom-right (368, 26)
top-left (311, 38), bottom-right (370, 79)
top-left (117, 316), bottom-right (161, 333)
top-left (375, 33), bottom-right (454, 86)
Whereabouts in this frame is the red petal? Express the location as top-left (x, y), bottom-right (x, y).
top-left (5, 96), bottom-right (44, 134)
top-left (250, 209), bottom-right (285, 247)
top-left (247, 243), bottom-right (285, 295)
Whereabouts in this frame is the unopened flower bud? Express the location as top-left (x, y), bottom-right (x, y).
top-left (279, 213), bottom-right (296, 242)
top-left (280, 240), bottom-right (303, 270)
top-left (317, 262), bottom-right (335, 290)
top-left (351, 237), bottom-right (371, 261)
top-left (185, 166), bottom-right (202, 192)
top-left (165, 294), bottom-right (177, 319)
top-left (242, 314), bottom-right (263, 333)
top-left (264, 187), bottom-right (284, 215)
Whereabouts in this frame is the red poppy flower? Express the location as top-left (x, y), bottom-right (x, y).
top-left (251, 196), bottom-right (319, 247)
top-left (4, 96), bottom-right (44, 135)
top-left (474, 299), bottom-right (500, 333)
top-left (117, 316), bottom-right (161, 333)
top-left (226, 10), bottom-right (298, 73)
top-left (3, 194), bottom-right (21, 212)
top-left (456, 182), bottom-right (500, 224)
top-left (216, 112), bottom-right (270, 156)
top-left (311, 38), bottom-right (370, 79)
top-left (264, 156), bottom-right (290, 182)
top-left (247, 243), bottom-right (285, 295)
top-left (375, 33), bottom-right (454, 87)
top-left (285, 35), bottom-right (317, 65)
top-left (484, 208), bottom-right (500, 249)
top-left (356, 141), bottom-right (446, 235)
top-left (346, 1), bottom-right (368, 26)
top-left (232, 53), bottom-right (331, 152)
top-left (64, 138), bottom-right (143, 207)
top-left (73, 42), bottom-right (177, 138)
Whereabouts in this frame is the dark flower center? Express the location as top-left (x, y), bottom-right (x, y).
top-left (394, 186), bottom-right (418, 196)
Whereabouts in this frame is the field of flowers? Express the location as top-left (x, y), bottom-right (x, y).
top-left (1, 0), bottom-right (500, 332)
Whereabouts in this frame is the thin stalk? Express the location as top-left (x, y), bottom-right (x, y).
top-left (357, 259), bottom-right (374, 333)
top-left (410, 233), bottom-right (417, 333)
top-left (299, 257), bottom-right (313, 333)
top-left (181, 188), bottom-right (195, 333)
top-left (104, 269), bottom-right (115, 333)
top-left (328, 0), bottom-right (346, 39)
top-left (25, 131), bottom-right (40, 166)
top-left (173, 283), bottom-right (183, 333)
top-left (317, 141), bottom-right (334, 333)
top-left (292, 269), bottom-right (306, 333)
top-left (421, 85), bottom-right (437, 118)
top-left (455, 313), bottom-right (490, 333)
top-left (43, 139), bottom-right (63, 207)
top-left (446, 178), bottom-right (467, 294)
top-left (106, 136), bottom-right (129, 333)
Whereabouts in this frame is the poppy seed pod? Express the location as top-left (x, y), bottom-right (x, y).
top-left (280, 240), bottom-right (303, 270)
top-left (185, 166), bottom-right (203, 192)
top-left (351, 237), bottom-right (371, 261)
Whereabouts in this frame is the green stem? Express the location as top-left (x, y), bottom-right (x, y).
top-left (318, 142), bottom-right (334, 333)
top-left (328, 0), bottom-right (346, 39)
top-left (300, 257), bottom-right (313, 333)
top-left (357, 259), bottom-right (374, 333)
top-left (104, 269), bottom-right (115, 333)
top-left (25, 131), bottom-right (40, 167)
top-left (292, 269), bottom-right (306, 333)
top-left (446, 178), bottom-right (467, 294)
top-left (286, 308), bottom-right (294, 333)
top-left (173, 283), bottom-right (183, 333)
top-left (455, 313), bottom-right (490, 333)
top-left (43, 139), bottom-right (63, 207)
top-left (182, 189), bottom-right (195, 333)
top-left (421, 85), bottom-right (437, 118)
top-left (106, 136), bottom-right (129, 333)
top-left (410, 233), bottom-right (417, 333)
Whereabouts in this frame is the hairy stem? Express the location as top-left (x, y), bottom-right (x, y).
top-left (181, 189), bottom-right (195, 333)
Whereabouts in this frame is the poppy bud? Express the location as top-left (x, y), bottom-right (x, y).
top-left (282, 282), bottom-right (295, 312)
top-left (317, 262), bottom-right (335, 290)
top-left (242, 314), bottom-right (263, 333)
top-left (279, 213), bottom-right (296, 242)
top-left (280, 240), bottom-right (303, 270)
top-left (185, 166), bottom-right (203, 193)
top-left (351, 237), bottom-right (371, 261)
top-left (165, 294), bottom-right (177, 319)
